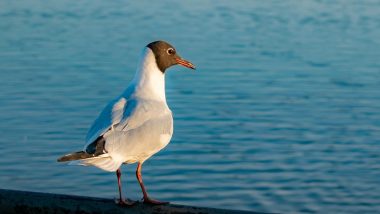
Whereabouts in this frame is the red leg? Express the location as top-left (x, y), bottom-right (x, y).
top-left (115, 168), bottom-right (135, 206)
top-left (136, 162), bottom-right (169, 205)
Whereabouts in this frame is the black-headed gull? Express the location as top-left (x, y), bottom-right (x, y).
top-left (58, 41), bottom-right (195, 206)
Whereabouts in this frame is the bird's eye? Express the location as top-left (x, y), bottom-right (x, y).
top-left (167, 48), bottom-right (175, 55)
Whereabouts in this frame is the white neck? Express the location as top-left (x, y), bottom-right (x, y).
top-left (128, 48), bottom-right (166, 102)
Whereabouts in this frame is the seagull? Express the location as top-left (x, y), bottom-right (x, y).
top-left (58, 41), bottom-right (195, 206)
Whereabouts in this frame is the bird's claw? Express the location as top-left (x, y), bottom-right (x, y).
top-left (115, 198), bottom-right (136, 207)
top-left (143, 197), bottom-right (169, 205)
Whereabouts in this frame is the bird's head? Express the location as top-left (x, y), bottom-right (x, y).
top-left (147, 41), bottom-right (196, 73)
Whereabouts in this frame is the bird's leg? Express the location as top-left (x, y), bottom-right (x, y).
top-left (136, 162), bottom-right (169, 205)
top-left (115, 168), bottom-right (135, 206)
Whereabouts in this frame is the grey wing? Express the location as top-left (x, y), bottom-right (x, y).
top-left (116, 99), bottom-right (171, 132)
top-left (84, 96), bottom-right (136, 149)
top-left (85, 97), bottom-right (173, 162)
top-left (104, 108), bottom-right (174, 162)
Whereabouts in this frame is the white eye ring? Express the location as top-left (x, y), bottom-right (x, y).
top-left (167, 48), bottom-right (175, 55)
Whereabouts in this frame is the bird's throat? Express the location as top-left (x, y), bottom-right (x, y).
top-left (131, 48), bottom-right (167, 102)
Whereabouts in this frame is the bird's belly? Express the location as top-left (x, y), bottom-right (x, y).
top-left (143, 133), bottom-right (172, 155)
top-left (104, 130), bottom-right (172, 164)
top-left (104, 108), bottom-right (173, 164)
top-left (159, 133), bottom-right (171, 146)
top-left (121, 133), bottom-right (172, 164)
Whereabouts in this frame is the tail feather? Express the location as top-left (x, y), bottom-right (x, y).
top-left (81, 155), bottom-right (122, 172)
top-left (57, 151), bottom-right (94, 162)
top-left (57, 151), bottom-right (122, 172)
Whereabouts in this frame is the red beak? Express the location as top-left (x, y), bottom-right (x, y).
top-left (176, 58), bottom-right (196, 70)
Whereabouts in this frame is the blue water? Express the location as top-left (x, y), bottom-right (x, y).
top-left (0, 1), bottom-right (379, 213)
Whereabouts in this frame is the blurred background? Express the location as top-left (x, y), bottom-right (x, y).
top-left (0, 0), bottom-right (379, 213)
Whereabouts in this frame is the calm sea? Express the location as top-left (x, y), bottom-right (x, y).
top-left (0, 1), bottom-right (379, 213)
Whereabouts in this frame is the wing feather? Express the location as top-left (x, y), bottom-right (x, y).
top-left (84, 97), bottom-right (130, 148)
top-left (84, 96), bottom-right (173, 159)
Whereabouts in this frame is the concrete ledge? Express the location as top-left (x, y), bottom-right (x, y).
top-left (0, 189), bottom-right (264, 214)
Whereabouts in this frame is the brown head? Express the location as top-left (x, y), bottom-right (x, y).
top-left (147, 41), bottom-right (196, 73)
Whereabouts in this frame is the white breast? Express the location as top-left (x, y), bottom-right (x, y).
top-left (160, 134), bottom-right (172, 146)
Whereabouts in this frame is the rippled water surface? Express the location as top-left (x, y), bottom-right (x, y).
top-left (1, 1), bottom-right (380, 213)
